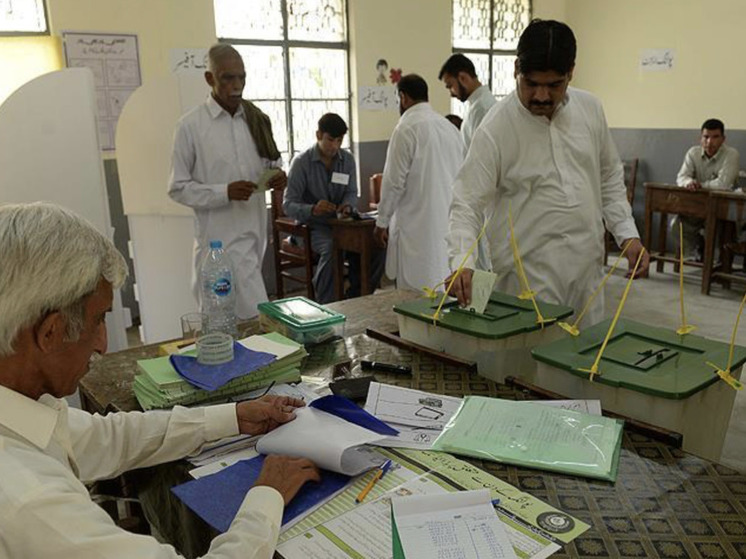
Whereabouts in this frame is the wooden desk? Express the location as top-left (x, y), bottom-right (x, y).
top-left (643, 182), bottom-right (710, 273)
top-left (703, 190), bottom-right (746, 294)
top-left (79, 290), bottom-right (746, 558)
top-left (329, 218), bottom-right (377, 300)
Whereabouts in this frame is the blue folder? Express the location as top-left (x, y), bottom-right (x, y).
top-left (170, 343), bottom-right (276, 391)
top-left (172, 455), bottom-right (351, 532)
top-left (309, 394), bottom-right (399, 436)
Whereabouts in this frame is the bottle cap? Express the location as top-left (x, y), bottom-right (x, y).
top-left (209, 240), bottom-right (223, 249)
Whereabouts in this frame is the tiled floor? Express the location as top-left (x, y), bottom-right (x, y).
top-left (602, 262), bottom-right (746, 472)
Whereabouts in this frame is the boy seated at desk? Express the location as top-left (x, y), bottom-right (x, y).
top-left (0, 202), bottom-right (320, 559)
top-left (283, 113), bottom-right (385, 304)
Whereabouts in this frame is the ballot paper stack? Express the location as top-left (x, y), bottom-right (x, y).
top-left (133, 332), bottom-right (307, 410)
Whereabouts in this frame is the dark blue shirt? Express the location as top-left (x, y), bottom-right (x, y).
top-left (283, 144), bottom-right (358, 226)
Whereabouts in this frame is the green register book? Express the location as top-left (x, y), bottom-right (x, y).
top-left (431, 396), bottom-right (624, 482)
top-left (134, 332), bottom-right (306, 410)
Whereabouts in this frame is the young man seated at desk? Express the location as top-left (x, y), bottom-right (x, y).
top-left (283, 113), bottom-right (385, 303)
top-left (0, 202), bottom-right (320, 559)
top-left (675, 118), bottom-right (740, 260)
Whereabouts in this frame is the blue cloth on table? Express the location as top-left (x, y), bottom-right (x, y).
top-left (169, 342), bottom-right (276, 391)
top-left (172, 455), bottom-right (351, 532)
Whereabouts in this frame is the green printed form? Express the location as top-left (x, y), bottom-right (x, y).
top-left (432, 397), bottom-right (623, 482)
top-left (256, 168), bottom-right (281, 191)
top-left (276, 448), bottom-right (589, 559)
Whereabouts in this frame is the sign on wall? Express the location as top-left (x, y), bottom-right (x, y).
top-left (63, 32), bottom-right (142, 151)
top-left (639, 49), bottom-right (676, 72)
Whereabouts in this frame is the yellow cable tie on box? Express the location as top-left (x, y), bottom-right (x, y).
top-left (676, 221), bottom-right (696, 336)
top-left (508, 203), bottom-right (552, 327)
top-left (425, 217), bottom-right (490, 324)
top-left (558, 241), bottom-right (631, 337)
top-left (705, 289), bottom-right (746, 391)
top-left (578, 247), bottom-right (645, 382)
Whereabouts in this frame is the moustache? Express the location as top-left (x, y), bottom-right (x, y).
top-left (530, 100), bottom-right (554, 106)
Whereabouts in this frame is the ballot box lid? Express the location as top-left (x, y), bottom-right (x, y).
top-left (393, 291), bottom-right (573, 340)
top-left (531, 318), bottom-right (746, 399)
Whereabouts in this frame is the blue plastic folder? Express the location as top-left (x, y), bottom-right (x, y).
top-left (169, 343), bottom-right (276, 392)
top-left (309, 394), bottom-right (399, 436)
top-left (171, 455), bottom-right (350, 532)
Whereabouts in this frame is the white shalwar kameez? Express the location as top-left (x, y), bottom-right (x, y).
top-left (447, 87), bottom-right (639, 325)
top-left (376, 103), bottom-right (465, 292)
top-left (169, 96), bottom-right (281, 319)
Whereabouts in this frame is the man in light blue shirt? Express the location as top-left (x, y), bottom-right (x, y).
top-left (284, 113), bottom-right (384, 303)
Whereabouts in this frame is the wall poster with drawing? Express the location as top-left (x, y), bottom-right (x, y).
top-left (62, 32), bottom-right (142, 151)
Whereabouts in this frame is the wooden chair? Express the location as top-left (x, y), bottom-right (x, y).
top-left (368, 173), bottom-right (382, 210)
top-left (270, 188), bottom-right (316, 300)
top-left (604, 158), bottom-right (639, 264)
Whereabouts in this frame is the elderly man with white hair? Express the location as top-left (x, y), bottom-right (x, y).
top-left (169, 43), bottom-right (287, 320)
top-left (0, 202), bottom-right (319, 558)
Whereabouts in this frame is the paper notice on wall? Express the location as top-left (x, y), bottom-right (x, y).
top-left (640, 49), bottom-right (675, 72)
top-left (359, 85), bottom-right (398, 111)
top-left (170, 48), bottom-right (209, 73)
top-left (63, 32), bottom-right (142, 150)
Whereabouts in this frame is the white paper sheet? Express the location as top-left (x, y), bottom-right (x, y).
top-left (392, 489), bottom-right (517, 559)
top-left (255, 406), bottom-right (385, 475)
top-left (364, 382), bottom-right (462, 429)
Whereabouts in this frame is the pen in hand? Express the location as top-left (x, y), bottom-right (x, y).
top-left (355, 459), bottom-right (392, 504)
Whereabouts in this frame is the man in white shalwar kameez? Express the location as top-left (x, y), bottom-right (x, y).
top-left (447, 20), bottom-right (649, 325)
top-left (169, 44), bottom-right (286, 319)
top-left (374, 74), bottom-right (465, 292)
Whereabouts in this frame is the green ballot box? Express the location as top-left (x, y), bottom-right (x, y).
top-left (531, 318), bottom-right (746, 461)
top-left (393, 292), bottom-right (573, 383)
top-left (258, 296), bottom-right (345, 346)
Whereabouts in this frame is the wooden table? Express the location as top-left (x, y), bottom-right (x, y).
top-left (703, 190), bottom-right (746, 294)
top-left (79, 289), bottom-right (746, 559)
top-left (643, 182), bottom-right (710, 273)
top-left (329, 217), bottom-right (377, 300)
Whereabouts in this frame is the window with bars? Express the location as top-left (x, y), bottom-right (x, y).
top-left (0, 0), bottom-right (48, 35)
top-left (213, 0), bottom-right (351, 167)
top-left (450, 0), bottom-right (531, 117)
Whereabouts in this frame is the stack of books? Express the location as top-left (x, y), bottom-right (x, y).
top-left (133, 332), bottom-right (307, 410)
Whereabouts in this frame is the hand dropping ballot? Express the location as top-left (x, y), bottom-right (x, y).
top-left (466, 269), bottom-right (497, 315)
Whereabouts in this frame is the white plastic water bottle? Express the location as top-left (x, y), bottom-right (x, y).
top-left (200, 240), bottom-right (238, 337)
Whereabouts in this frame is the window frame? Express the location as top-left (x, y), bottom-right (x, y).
top-left (451, 0), bottom-right (532, 102)
top-left (217, 0), bottom-right (353, 160)
top-left (0, 0), bottom-right (50, 36)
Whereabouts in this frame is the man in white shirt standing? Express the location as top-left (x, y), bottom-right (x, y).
top-left (447, 19), bottom-right (648, 325)
top-left (169, 44), bottom-right (287, 320)
top-left (438, 53), bottom-right (497, 151)
top-left (439, 53), bottom-right (497, 271)
top-left (675, 118), bottom-right (740, 259)
top-left (0, 202), bottom-right (320, 558)
top-left (374, 74), bottom-right (465, 292)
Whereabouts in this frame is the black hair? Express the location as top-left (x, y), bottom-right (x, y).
top-left (317, 113), bottom-right (348, 138)
top-left (438, 54), bottom-right (477, 80)
top-left (445, 114), bottom-right (463, 129)
top-left (397, 74), bottom-right (428, 102)
top-left (516, 19), bottom-right (576, 75)
top-left (376, 59), bottom-right (388, 68)
top-left (701, 118), bottom-right (725, 134)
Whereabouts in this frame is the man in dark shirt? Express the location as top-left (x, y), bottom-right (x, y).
top-left (283, 113), bottom-right (384, 303)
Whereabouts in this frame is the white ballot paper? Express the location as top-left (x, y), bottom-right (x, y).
top-left (364, 382), bottom-right (462, 450)
top-left (392, 489), bottom-right (517, 559)
top-left (255, 406), bottom-right (384, 475)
